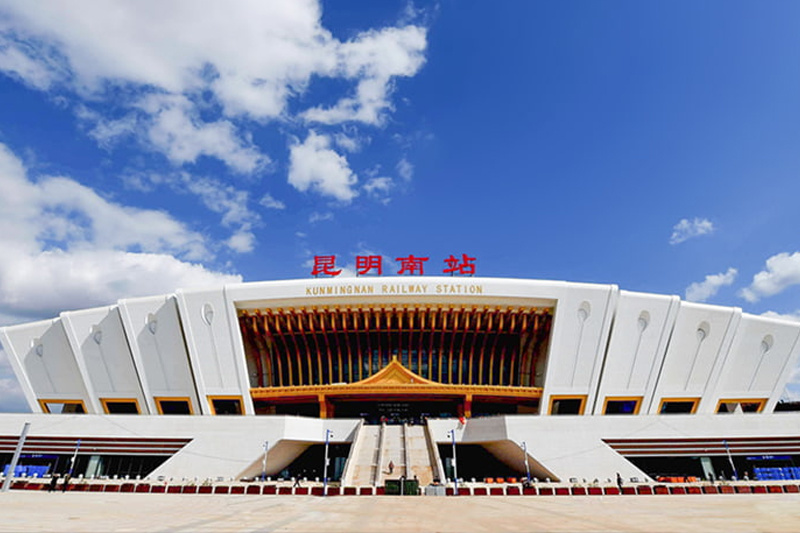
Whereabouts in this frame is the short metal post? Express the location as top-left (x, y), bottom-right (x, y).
top-left (68, 439), bottom-right (81, 476)
top-left (323, 429), bottom-right (333, 496)
top-left (448, 429), bottom-right (458, 495)
top-left (521, 441), bottom-right (531, 482)
top-left (261, 441), bottom-right (269, 481)
top-left (723, 440), bottom-right (738, 480)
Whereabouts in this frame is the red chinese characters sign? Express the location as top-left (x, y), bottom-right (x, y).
top-left (311, 254), bottom-right (477, 277)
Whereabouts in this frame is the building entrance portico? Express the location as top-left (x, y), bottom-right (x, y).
top-left (330, 398), bottom-right (460, 424)
top-left (250, 358), bottom-right (543, 419)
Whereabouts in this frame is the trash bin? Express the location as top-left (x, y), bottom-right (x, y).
top-left (385, 479), bottom-right (401, 495)
top-left (403, 479), bottom-right (419, 495)
top-left (424, 484), bottom-right (446, 496)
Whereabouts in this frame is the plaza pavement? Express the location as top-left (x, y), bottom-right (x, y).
top-left (1, 492), bottom-right (800, 532)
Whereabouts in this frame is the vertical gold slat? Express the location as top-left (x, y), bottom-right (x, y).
top-left (448, 307), bottom-right (459, 384)
top-left (330, 308), bottom-right (344, 383)
top-left (438, 307), bottom-right (448, 383)
top-left (279, 309), bottom-right (295, 386)
top-left (293, 308), bottom-right (311, 385)
top-left (383, 307), bottom-right (391, 368)
top-left (467, 307), bottom-right (482, 384)
top-left (257, 313), bottom-right (273, 387)
top-left (426, 307), bottom-right (436, 380)
top-left (396, 306), bottom-right (403, 366)
top-left (303, 308), bottom-right (318, 385)
top-left (245, 315), bottom-right (264, 387)
top-left (485, 309), bottom-right (503, 386)
top-left (516, 311), bottom-right (536, 387)
top-left (318, 308), bottom-right (333, 384)
top-left (365, 307), bottom-right (374, 376)
top-left (342, 308), bottom-right (353, 383)
top-left (466, 307), bottom-right (478, 384)
top-left (477, 308), bottom-right (493, 385)
top-left (530, 313), bottom-right (551, 387)
top-left (292, 309), bottom-right (313, 385)
top-left (415, 308), bottom-right (424, 374)
top-left (489, 309), bottom-right (507, 385)
top-left (405, 307), bottom-right (413, 369)
top-left (291, 310), bottom-right (305, 386)
top-left (352, 307), bottom-right (363, 381)
top-left (506, 308), bottom-right (523, 386)
top-left (254, 314), bottom-right (271, 387)
top-left (266, 311), bottom-right (283, 387)
top-left (457, 307), bottom-right (470, 384)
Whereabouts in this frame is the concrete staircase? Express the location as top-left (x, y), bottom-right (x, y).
top-left (342, 422), bottom-right (442, 488)
top-left (341, 424), bottom-right (381, 487)
top-left (405, 424), bottom-right (438, 486)
top-left (376, 425), bottom-right (406, 486)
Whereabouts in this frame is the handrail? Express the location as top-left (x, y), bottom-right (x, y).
top-left (373, 423), bottom-right (386, 487)
top-left (403, 423), bottom-right (411, 478)
top-left (425, 420), bottom-right (445, 483)
top-left (339, 419), bottom-right (364, 486)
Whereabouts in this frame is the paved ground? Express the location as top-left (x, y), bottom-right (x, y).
top-left (1, 492), bottom-right (799, 532)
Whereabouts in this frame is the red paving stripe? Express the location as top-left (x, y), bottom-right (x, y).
top-left (9, 482), bottom-right (800, 496)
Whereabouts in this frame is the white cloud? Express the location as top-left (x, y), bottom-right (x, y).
top-left (75, 106), bottom-right (137, 148)
top-left (226, 232), bottom-right (255, 254)
top-left (740, 252), bottom-right (800, 303)
top-left (1, 249), bottom-right (240, 318)
top-left (0, 43), bottom-right (60, 90)
top-left (363, 176), bottom-right (394, 204)
top-left (136, 94), bottom-right (267, 174)
top-left (0, 142), bottom-right (240, 319)
top-left (308, 211), bottom-right (333, 224)
top-left (761, 310), bottom-right (800, 322)
top-left (0, 348), bottom-right (27, 412)
top-left (302, 26), bottom-right (427, 125)
top-left (685, 267), bottom-right (737, 302)
top-left (333, 132), bottom-right (363, 153)
top-left (669, 217), bottom-right (715, 245)
top-left (0, 1), bottom-right (429, 170)
top-left (123, 171), bottom-right (261, 253)
top-left (396, 156), bottom-right (413, 181)
top-left (289, 132), bottom-right (358, 201)
top-left (259, 193), bottom-right (286, 210)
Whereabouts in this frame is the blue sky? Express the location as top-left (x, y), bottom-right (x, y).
top-left (2, 1), bottom-right (800, 410)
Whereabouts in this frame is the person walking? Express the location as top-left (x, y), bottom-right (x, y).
top-left (616, 472), bottom-right (623, 491)
top-left (48, 473), bottom-right (59, 492)
top-left (61, 472), bottom-right (71, 492)
top-left (388, 461), bottom-right (394, 475)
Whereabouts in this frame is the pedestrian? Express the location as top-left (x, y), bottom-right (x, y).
top-left (48, 473), bottom-right (59, 492)
top-left (388, 460), bottom-right (394, 475)
top-left (293, 476), bottom-right (302, 488)
top-left (61, 472), bottom-right (71, 492)
top-left (616, 472), bottom-right (623, 491)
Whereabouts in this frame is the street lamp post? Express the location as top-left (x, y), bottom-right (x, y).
top-left (1, 422), bottom-right (30, 492)
top-left (261, 441), bottom-right (269, 481)
top-left (723, 440), bottom-right (738, 480)
top-left (448, 429), bottom-right (459, 495)
top-left (520, 441), bottom-right (531, 482)
top-left (68, 439), bottom-right (81, 476)
top-left (323, 429), bottom-right (333, 496)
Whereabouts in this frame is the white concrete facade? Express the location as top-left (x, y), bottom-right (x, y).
top-left (3, 276), bottom-right (799, 418)
top-left (2, 277), bottom-right (800, 481)
top-left (1, 412), bottom-right (799, 482)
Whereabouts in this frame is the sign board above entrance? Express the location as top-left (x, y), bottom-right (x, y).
top-left (311, 254), bottom-right (476, 277)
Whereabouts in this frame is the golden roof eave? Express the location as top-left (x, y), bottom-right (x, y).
top-left (250, 359), bottom-right (542, 401)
